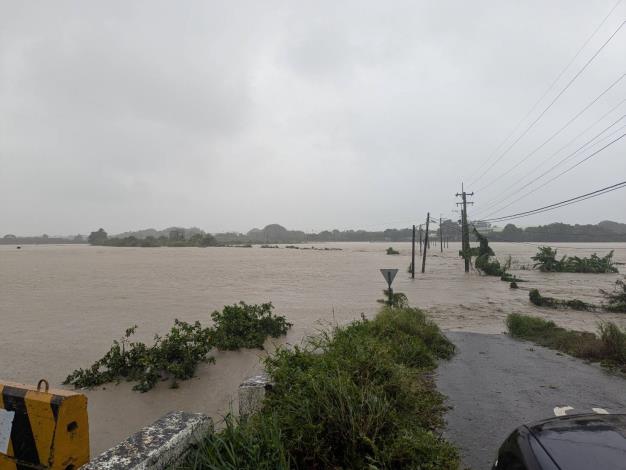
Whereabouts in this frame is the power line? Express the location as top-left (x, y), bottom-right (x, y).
top-left (479, 180), bottom-right (626, 224)
top-left (474, 97), bottom-right (626, 215)
top-left (476, 73), bottom-right (625, 192)
top-left (470, 19), bottom-right (626, 187)
top-left (481, 132), bottom-right (625, 219)
top-left (468, 0), bottom-right (624, 183)
top-left (475, 113), bottom-right (626, 216)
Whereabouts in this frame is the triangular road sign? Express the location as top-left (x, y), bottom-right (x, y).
top-left (380, 268), bottom-right (398, 287)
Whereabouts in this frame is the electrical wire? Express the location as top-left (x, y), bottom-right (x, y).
top-left (470, 19), bottom-right (626, 187)
top-left (482, 132), bottom-right (626, 219)
top-left (467, 0), bottom-right (624, 184)
top-left (474, 98), bottom-right (626, 216)
top-left (475, 114), bottom-right (626, 216)
top-left (476, 73), bottom-right (625, 192)
top-left (479, 181), bottom-right (626, 223)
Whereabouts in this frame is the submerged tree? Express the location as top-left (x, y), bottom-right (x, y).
top-left (532, 246), bottom-right (617, 273)
top-left (87, 228), bottom-right (108, 245)
top-left (473, 228), bottom-right (503, 276)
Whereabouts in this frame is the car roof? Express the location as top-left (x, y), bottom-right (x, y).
top-left (526, 414), bottom-right (626, 470)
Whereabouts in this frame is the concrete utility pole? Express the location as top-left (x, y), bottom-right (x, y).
top-left (411, 224), bottom-right (416, 279)
top-left (419, 225), bottom-right (423, 254)
top-left (440, 216), bottom-right (443, 253)
top-left (456, 184), bottom-right (474, 273)
top-left (421, 212), bottom-right (430, 273)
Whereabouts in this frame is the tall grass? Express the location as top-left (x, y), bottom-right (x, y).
top-left (601, 279), bottom-right (626, 313)
top-left (180, 307), bottom-right (459, 469)
top-left (506, 313), bottom-right (626, 372)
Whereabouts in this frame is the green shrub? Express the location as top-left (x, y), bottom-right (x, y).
top-left (506, 313), bottom-right (556, 337)
top-left (211, 302), bottom-right (292, 350)
top-left (386, 247), bottom-right (400, 255)
top-left (64, 320), bottom-right (214, 392)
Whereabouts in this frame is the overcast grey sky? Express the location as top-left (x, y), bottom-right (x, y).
top-left (1, 0), bottom-right (625, 235)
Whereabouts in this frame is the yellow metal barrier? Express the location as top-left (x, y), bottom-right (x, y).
top-left (0, 380), bottom-right (89, 470)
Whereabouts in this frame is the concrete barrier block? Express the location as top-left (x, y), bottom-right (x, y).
top-left (81, 411), bottom-right (211, 470)
top-left (238, 374), bottom-right (272, 418)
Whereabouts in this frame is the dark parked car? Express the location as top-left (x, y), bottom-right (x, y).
top-left (493, 413), bottom-right (626, 470)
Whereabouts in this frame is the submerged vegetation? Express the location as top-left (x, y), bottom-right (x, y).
top-left (531, 246), bottom-right (618, 273)
top-left (377, 289), bottom-right (409, 308)
top-left (528, 289), bottom-right (594, 311)
top-left (601, 279), bottom-right (626, 313)
top-left (528, 279), bottom-right (626, 313)
top-left (64, 302), bottom-right (291, 392)
top-left (386, 246), bottom-right (400, 255)
top-left (180, 306), bottom-right (459, 469)
top-left (472, 229), bottom-right (525, 283)
top-left (506, 313), bottom-right (626, 373)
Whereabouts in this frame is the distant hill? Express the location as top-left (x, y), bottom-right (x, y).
top-left (597, 220), bottom-right (626, 235)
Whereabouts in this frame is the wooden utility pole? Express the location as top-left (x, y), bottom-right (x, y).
top-left (411, 225), bottom-right (416, 278)
top-left (421, 212), bottom-right (430, 273)
top-left (456, 184), bottom-right (474, 273)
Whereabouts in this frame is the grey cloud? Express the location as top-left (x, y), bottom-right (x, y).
top-left (1, 0), bottom-right (624, 235)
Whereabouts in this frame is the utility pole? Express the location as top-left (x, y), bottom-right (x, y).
top-left (440, 216), bottom-right (443, 253)
top-left (411, 224), bottom-right (416, 279)
top-left (456, 184), bottom-right (474, 273)
top-left (419, 225), bottom-right (423, 254)
top-left (421, 212), bottom-right (430, 273)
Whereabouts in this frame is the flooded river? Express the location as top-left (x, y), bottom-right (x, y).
top-left (1, 242), bottom-right (624, 453)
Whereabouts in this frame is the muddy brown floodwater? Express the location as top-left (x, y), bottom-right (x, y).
top-left (1, 242), bottom-right (625, 454)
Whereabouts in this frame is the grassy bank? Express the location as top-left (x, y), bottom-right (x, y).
top-left (506, 313), bottom-right (626, 373)
top-left (180, 307), bottom-right (459, 469)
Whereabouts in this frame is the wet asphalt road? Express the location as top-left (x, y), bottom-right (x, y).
top-left (435, 332), bottom-right (626, 470)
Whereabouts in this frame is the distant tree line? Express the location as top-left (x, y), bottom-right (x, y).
top-left (10, 220), bottom-right (626, 248)
top-left (0, 233), bottom-right (85, 245)
top-left (87, 228), bottom-right (219, 247)
top-left (481, 221), bottom-right (626, 243)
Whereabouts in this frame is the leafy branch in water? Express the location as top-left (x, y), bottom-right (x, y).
top-left (386, 247), bottom-right (400, 255)
top-left (64, 302), bottom-right (291, 392)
